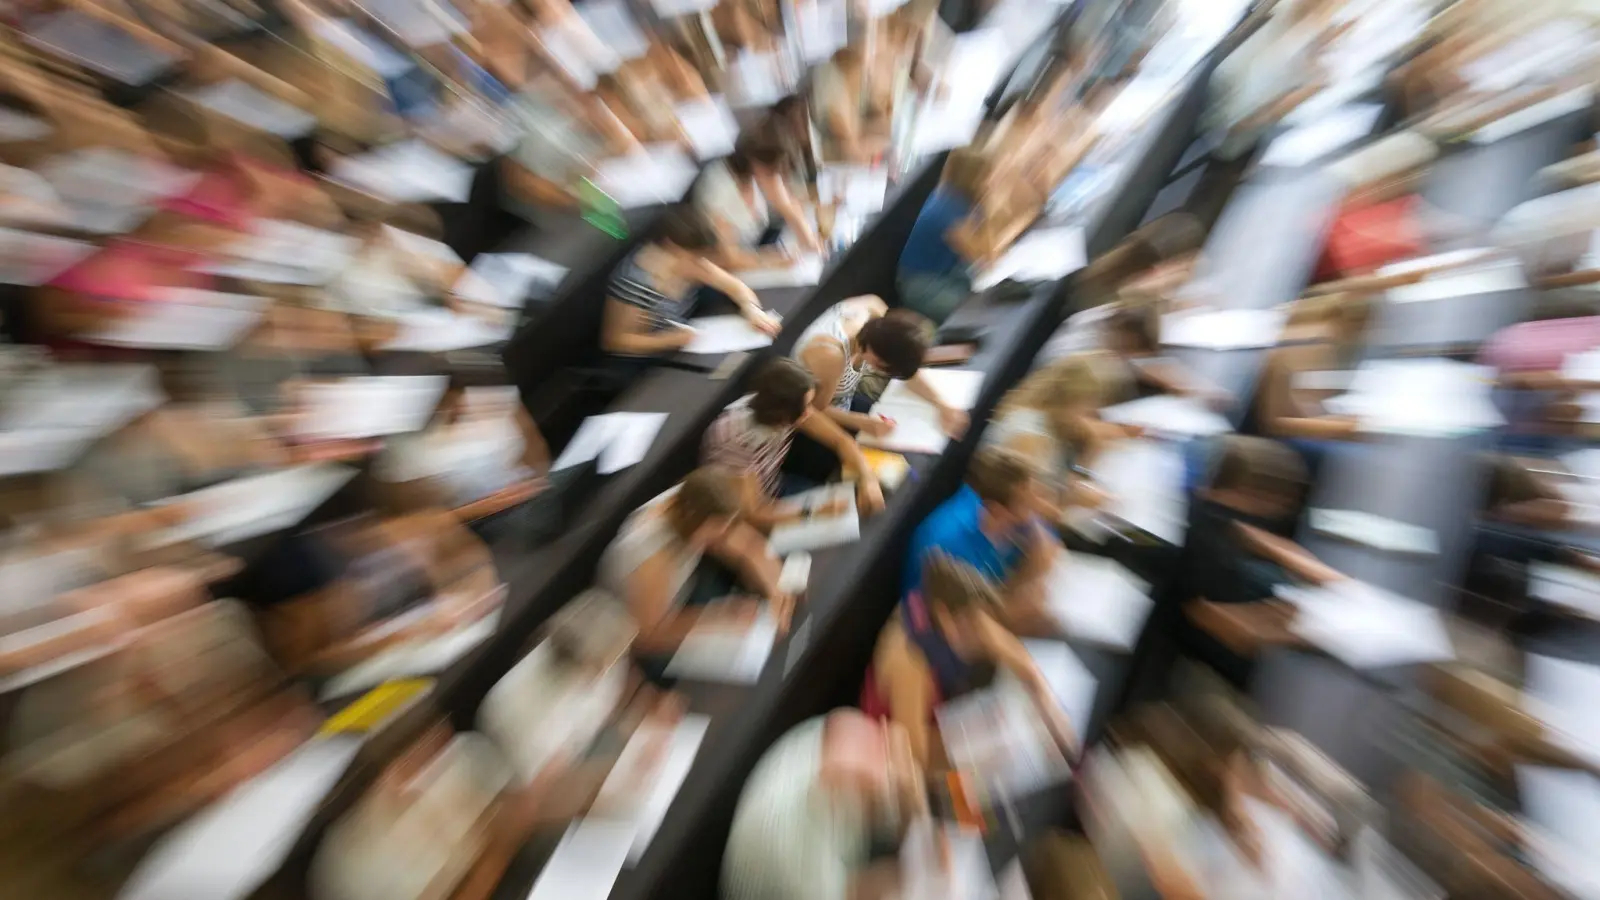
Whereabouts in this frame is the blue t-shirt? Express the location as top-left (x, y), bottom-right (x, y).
top-left (897, 188), bottom-right (973, 279)
top-left (903, 485), bottom-right (1026, 598)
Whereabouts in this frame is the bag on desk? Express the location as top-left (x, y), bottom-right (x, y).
top-left (1314, 194), bottom-right (1425, 282)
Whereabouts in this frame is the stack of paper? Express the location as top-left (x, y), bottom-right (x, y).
top-left (665, 612), bottom-right (779, 684)
top-left (590, 713), bottom-right (710, 862)
top-left (1043, 554), bottom-right (1155, 652)
top-left (1329, 359), bottom-right (1504, 436)
top-left (156, 463), bottom-right (356, 548)
top-left (594, 144), bottom-right (699, 209)
top-left (973, 227), bottom-right (1087, 291)
top-left (298, 375), bottom-right (448, 442)
top-left (552, 411), bottom-right (669, 475)
top-left (1100, 395), bottom-right (1233, 438)
top-left (451, 253), bottom-right (568, 309)
top-left (768, 483), bottom-right (859, 556)
top-left (675, 96), bottom-right (740, 161)
top-left (1277, 580), bottom-right (1454, 670)
top-left (859, 368), bottom-right (985, 455)
top-left (84, 289), bottom-right (266, 350)
top-left (1259, 104), bottom-right (1382, 169)
top-left (1307, 509), bottom-right (1439, 556)
top-left (1160, 308), bottom-right (1286, 351)
top-left (1087, 439), bottom-right (1188, 545)
top-left (682, 315), bottom-right (776, 355)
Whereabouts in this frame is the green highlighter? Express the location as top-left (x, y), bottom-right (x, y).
top-left (579, 177), bottom-right (627, 239)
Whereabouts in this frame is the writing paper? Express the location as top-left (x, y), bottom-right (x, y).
top-left (0, 228), bottom-right (95, 286)
top-left (665, 612), bottom-right (779, 684)
top-left (188, 80), bottom-right (317, 139)
top-left (590, 713), bottom-right (711, 862)
top-left (737, 255), bottom-right (824, 289)
top-left (0, 107), bottom-right (50, 141)
top-left (911, 28), bottom-right (1007, 154)
top-left (84, 289), bottom-right (266, 350)
top-left (1161, 307), bottom-right (1287, 351)
top-left (676, 96), bottom-right (741, 161)
top-left (156, 463), bottom-right (356, 548)
top-left (938, 679), bottom-right (1070, 799)
top-left (682, 315), bottom-right (775, 354)
top-left (1308, 509), bottom-right (1439, 556)
top-left (728, 51), bottom-right (787, 109)
top-left (27, 10), bottom-right (178, 84)
top-left (1260, 104), bottom-right (1382, 169)
top-left (1043, 554), bottom-right (1154, 651)
top-left (319, 610), bottom-right (500, 701)
top-left (859, 369), bottom-right (984, 455)
top-left (1334, 359), bottom-right (1503, 436)
top-left (1529, 563), bottom-right (1600, 619)
top-left (205, 219), bottom-right (358, 285)
top-left (577, 0), bottom-right (650, 60)
top-left (330, 140), bottom-right (475, 203)
top-left (594, 144), bottom-right (699, 208)
top-left (299, 375), bottom-right (449, 441)
top-left (1473, 87), bottom-right (1593, 145)
top-left (973, 227), bottom-right (1088, 291)
top-left (1278, 581), bottom-right (1454, 670)
top-left (1517, 766), bottom-right (1600, 899)
top-left (1525, 654), bottom-right (1600, 769)
top-left (526, 820), bottom-right (638, 900)
top-left (1100, 395), bottom-right (1233, 438)
top-left (1020, 638), bottom-right (1097, 745)
top-left (382, 308), bottom-right (509, 352)
top-left (768, 483), bottom-right (859, 556)
top-left (552, 412), bottom-right (668, 474)
top-left (899, 820), bottom-right (997, 900)
top-left (1386, 261), bottom-right (1526, 304)
top-left (452, 253), bottom-right (568, 309)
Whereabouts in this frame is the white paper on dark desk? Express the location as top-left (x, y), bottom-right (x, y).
top-left (116, 736), bottom-right (361, 900)
top-left (578, 0), bottom-right (650, 60)
top-left (1338, 359), bottom-right (1503, 436)
top-left (900, 820), bottom-right (996, 900)
top-left (1278, 580), bottom-right (1454, 670)
top-left (188, 79), bottom-right (317, 139)
top-left (589, 712), bottom-right (710, 862)
top-left (1100, 394), bottom-right (1232, 438)
top-left (683, 314), bottom-right (776, 354)
top-left (599, 412), bottom-right (667, 474)
top-left (859, 369), bottom-right (984, 455)
top-left (1386, 261), bottom-right (1526, 304)
top-left (1473, 87), bottom-right (1594, 145)
top-left (208, 219), bottom-right (358, 285)
top-left (526, 820), bottom-right (638, 900)
top-left (1087, 438), bottom-right (1188, 545)
top-left (973, 227), bottom-right (1087, 291)
top-left (313, 19), bottom-right (416, 78)
top-left (729, 51), bottom-right (787, 109)
top-left (382, 308), bottom-right (508, 352)
top-left (651, 0), bottom-right (717, 15)
top-left (1160, 307), bottom-right (1286, 351)
top-left (27, 10), bottom-right (178, 84)
top-left (677, 96), bottom-right (741, 161)
top-left (1524, 654), bottom-right (1600, 767)
top-left (768, 483), bottom-right (859, 556)
top-left (156, 463), bottom-right (356, 548)
top-left (452, 252), bottom-right (567, 308)
top-left (666, 611), bottom-right (779, 684)
top-left (1308, 509), bottom-right (1439, 556)
top-left (819, 165), bottom-right (888, 217)
top-left (998, 859), bottom-right (1031, 900)
top-left (1020, 638), bottom-right (1097, 743)
top-left (1516, 766), bottom-right (1600, 898)
top-left (0, 107), bottom-right (51, 142)
top-left (84, 288), bottom-right (266, 350)
top-left (1260, 104), bottom-right (1382, 169)
top-left (299, 375), bottom-right (448, 441)
top-left (595, 144), bottom-right (699, 209)
top-left (912, 28), bottom-right (1007, 154)
top-left (39, 146), bottom-right (199, 218)
top-left (331, 140), bottom-right (474, 204)
top-left (1043, 554), bottom-right (1154, 652)
top-left (738, 255), bottom-right (825, 289)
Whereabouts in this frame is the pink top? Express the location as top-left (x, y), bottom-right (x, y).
top-left (47, 239), bottom-right (211, 302)
top-left (1480, 317), bottom-right (1600, 374)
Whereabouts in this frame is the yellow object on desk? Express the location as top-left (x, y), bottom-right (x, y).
top-left (846, 446), bottom-right (911, 490)
top-left (320, 678), bottom-right (433, 736)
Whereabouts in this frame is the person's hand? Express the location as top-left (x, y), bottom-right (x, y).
top-left (744, 307), bottom-right (781, 336)
top-left (938, 406), bottom-right (969, 438)
top-left (812, 497), bottom-right (851, 518)
top-left (860, 413), bottom-right (896, 438)
top-left (768, 589), bottom-right (797, 632)
top-left (668, 324), bottom-right (699, 348)
top-left (796, 229), bottom-right (823, 256)
top-left (856, 477), bottom-right (885, 515)
top-left (1120, 423), bottom-right (1147, 439)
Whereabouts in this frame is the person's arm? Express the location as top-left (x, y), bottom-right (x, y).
top-left (1259, 350), bottom-right (1362, 441)
top-left (729, 468), bottom-right (802, 530)
top-left (999, 522), bottom-right (1059, 632)
top-left (977, 614), bottom-right (1079, 758)
top-left (709, 521), bottom-right (795, 629)
top-left (796, 413), bottom-right (885, 514)
top-left (800, 340), bottom-right (890, 435)
top-left (627, 553), bottom-right (757, 654)
top-left (756, 170), bottom-right (821, 254)
top-left (689, 258), bottom-right (779, 334)
top-left (705, 213), bottom-right (768, 271)
top-left (602, 297), bottom-right (696, 356)
top-left (904, 372), bottom-right (968, 437)
top-left (1233, 521), bottom-right (1344, 585)
top-left (881, 640), bottom-right (938, 768)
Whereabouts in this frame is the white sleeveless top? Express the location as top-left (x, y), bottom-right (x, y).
top-left (597, 486), bottom-right (700, 607)
top-left (793, 301), bottom-right (871, 409)
top-left (694, 161), bottom-right (770, 248)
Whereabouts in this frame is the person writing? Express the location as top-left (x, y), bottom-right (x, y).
top-left (596, 466), bottom-right (794, 662)
top-left (904, 446), bottom-right (1064, 632)
top-left (701, 358), bottom-right (886, 526)
top-left (812, 45), bottom-right (886, 164)
top-left (692, 136), bottom-right (821, 270)
top-left (860, 552), bottom-right (1079, 769)
top-left (792, 295), bottom-right (966, 436)
top-left (1247, 292), bottom-right (1372, 477)
top-left (601, 207), bottom-right (779, 365)
top-left (896, 146), bottom-right (990, 324)
top-left (722, 710), bottom-right (931, 900)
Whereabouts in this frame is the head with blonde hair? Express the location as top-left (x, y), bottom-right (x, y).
top-left (666, 466), bottom-right (742, 548)
top-left (942, 145), bottom-right (992, 200)
top-left (1003, 352), bottom-right (1109, 442)
top-left (921, 552), bottom-right (1003, 644)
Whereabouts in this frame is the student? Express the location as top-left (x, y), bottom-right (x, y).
top-left (1182, 436), bottom-right (1343, 686)
top-left (896, 146), bottom-right (990, 324)
top-left (693, 136), bottom-right (821, 269)
top-left (860, 553), bottom-right (1078, 768)
top-left (904, 446), bottom-right (1062, 630)
top-left (812, 45), bottom-right (886, 164)
top-left (1248, 293), bottom-right (1373, 476)
top-left (601, 207), bottom-right (779, 364)
top-left (701, 358), bottom-right (886, 526)
top-left (792, 295), bottom-right (965, 435)
top-left (982, 353), bottom-right (1122, 520)
top-left (596, 466), bottom-right (793, 659)
top-left (1101, 300), bottom-right (1224, 403)
top-left (722, 709), bottom-right (928, 900)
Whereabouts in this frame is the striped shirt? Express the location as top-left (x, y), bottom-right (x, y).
top-left (608, 252), bottom-right (692, 350)
top-left (721, 717), bottom-right (867, 900)
top-left (793, 302), bottom-right (864, 410)
top-left (702, 397), bottom-right (794, 498)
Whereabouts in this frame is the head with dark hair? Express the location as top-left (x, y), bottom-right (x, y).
top-left (858, 309), bottom-right (932, 380)
top-left (666, 466), bottom-right (742, 547)
top-left (1106, 302), bottom-right (1160, 357)
top-left (747, 358), bottom-right (816, 427)
top-left (658, 206), bottom-right (719, 254)
top-left (727, 136), bottom-right (790, 178)
top-left (1207, 435), bottom-right (1307, 520)
top-left (966, 445), bottom-right (1041, 528)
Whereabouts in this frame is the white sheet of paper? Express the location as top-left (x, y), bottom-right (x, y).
top-left (683, 315), bottom-right (775, 355)
top-left (299, 375), bottom-right (448, 441)
top-left (594, 144), bottom-right (699, 208)
top-left (116, 737), bottom-right (361, 900)
top-left (1337, 359), bottom-right (1503, 436)
top-left (1100, 394), bottom-right (1233, 438)
top-left (0, 228), bottom-right (96, 286)
top-left (553, 414), bottom-right (621, 472)
top-left (899, 821), bottom-right (996, 900)
top-left (820, 165), bottom-right (889, 217)
top-left (998, 859), bottom-right (1031, 900)
top-left (382, 308), bottom-right (508, 352)
top-left (577, 0), bottom-right (650, 60)
top-left (0, 107), bottom-right (51, 142)
top-left (157, 463), bottom-right (356, 548)
top-left (1308, 509), bottom-right (1440, 556)
top-left (737, 255), bottom-right (825, 289)
top-left (332, 140), bottom-right (474, 203)
top-left (1279, 580), bottom-right (1455, 670)
top-left (188, 79), bottom-right (317, 139)
top-left (651, 0), bottom-right (717, 15)
top-left (0, 429), bottom-right (98, 478)
top-left (1529, 563), bottom-right (1600, 618)
top-left (598, 412), bottom-right (667, 475)
top-left (319, 610), bottom-right (499, 701)
top-left (541, 25), bottom-right (602, 90)
top-left (313, 19), bottom-right (415, 78)
top-left (526, 820), bottom-right (638, 900)
top-left (1525, 654), bottom-right (1600, 768)
top-left (452, 252), bottom-right (567, 308)
top-left (1043, 554), bottom-right (1155, 651)
top-left (1473, 87), bottom-right (1593, 145)
top-left (1161, 307), bottom-right (1286, 350)
top-left (1517, 766), bottom-right (1600, 898)
top-left (665, 612), bottom-right (779, 684)
top-left (676, 96), bottom-right (740, 161)
top-left (207, 219), bottom-right (358, 285)
top-left (768, 483), bottom-right (859, 556)
top-left (974, 226), bottom-right (1088, 290)
top-left (728, 51), bottom-right (787, 109)
top-left (1087, 438), bottom-right (1188, 545)
top-left (859, 369), bottom-right (985, 455)
top-left (84, 289), bottom-right (266, 350)
top-left (1386, 261), bottom-right (1527, 304)
top-left (1260, 104), bottom-right (1382, 169)
top-left (912, 28), bottom-right (1008, 154)
top-left (590, 713), bottom-right (710, 862)
top-left (27, 10), bottom-right (178, 84)
top-left (1020, 638), bottom-right (1097, 744)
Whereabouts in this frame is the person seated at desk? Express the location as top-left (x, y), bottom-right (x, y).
top-left (596, 466), bottom-right (792, 662)
top-left (501, 72), bottom-right (634, 215)
top-left (1102, 301), bottom-right (1223, 404)
top-left (702, 358), bottom-right (886, 525)
top-left (793, 295), bottom-right (965, 435)
top-left (1478, 296), bottom-right (1600, 446)
top-left (693, 135), bottom-right (820, 269)
top-left (1203, 0), bottom-right (1341, 160)
top-left (1182, 436), bottom-right (1343, 686)
top-left (602, 207), bottom-right (778, 365)
top-left (1247, 292), bottom-right (1373, 477)
top-left (722, 709), bottom-right (929, 900)
top-left (1481, 453), bottom-right (1592, 533)
top-left (896, 146), bottom-right (991, 324)
top-left (906, 446), bottom-right (1062, 632)
top-left (812, 45), bottom-right (888, 164)
top-left (860, 552), bottom-right (1078, 769)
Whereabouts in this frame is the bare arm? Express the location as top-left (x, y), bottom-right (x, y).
top-left (881, 636), bottom-right (938, 768)
top-left (756, 170), bottom-right (820, 253)
top-left (602, 298), bottom-right (694, 356)
top-left (800, 340), bottom-right (880, 432)
top-left (690, 257), bottom-right (765, 317)
top-left (1234, 521), bottom-right (1344, 585)
top-left (797, 413), bottom-right (885, 513)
